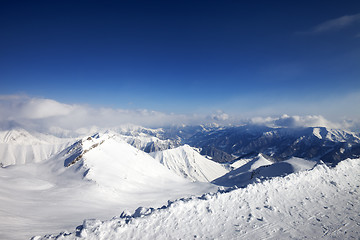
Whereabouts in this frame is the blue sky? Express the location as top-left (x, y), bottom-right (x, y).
top-left (1, 0), bottom-right (360, 119)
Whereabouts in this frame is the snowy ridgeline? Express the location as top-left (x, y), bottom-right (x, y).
top-left (2, 124), bottom-right (360, 167)
top-left (34, 158), bottom-right (360, 240)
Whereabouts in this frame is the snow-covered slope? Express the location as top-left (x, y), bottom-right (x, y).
top-left (0, 129), bottom-right (74, 166)
top-left (151, 145), bottom-right (229, 182)
top-left (266, 127), bottom-right (360, 143)
top-left (318, 127), bottom-right (360, 142)
top-left (213, 154), bottom-right (317, 187)
top-left (0, 133), bottom-right (217, 240)
top-left (119, 133), bottom-right (178, 153)
top-left (37, 158), bottom-right (360, 240)
top-left (64, 133), bottom-right (194, 191)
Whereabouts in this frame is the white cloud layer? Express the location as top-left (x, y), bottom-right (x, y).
top-left (298, 13), bottom-right (360, 35)
top-left (0, 95), bottom-right (228, 135)
top-left (0, 95), bottom-right (359, 136)
top-left (210, 111), bottom-right (229, 121)
top-left (250, 114), bottom-right (341, 129)
top-left (313, 13), bottom-right (360, 33)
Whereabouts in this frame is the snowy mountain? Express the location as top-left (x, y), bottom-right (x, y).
top-left (151, 145), bottom-right (228, 182)
top-left (62, 132), bottom-right (194, 191)
top-left (99, 126), bottom-right (181, 153)
top-left (117, 132), bottom-right (179, 153)
top-left (1, 124), bottom-right (359, 240)
top-left (0, 128), bottom-right (74, 166)
top-left (184, 125), bottom-right (360, 163)
top-left (109, 124), bottom-right (360, 164)
top-left (0, 131), bottom-right (217, 240)
top-left (212, 154), bottom-right (317, 187)
top-left (35, 158), bottom-right (360, 240)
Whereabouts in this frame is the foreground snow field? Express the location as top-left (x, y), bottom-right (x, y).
top-left (35, 158), bottom-right (360, 240)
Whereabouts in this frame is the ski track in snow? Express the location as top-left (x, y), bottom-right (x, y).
top-left (36, 159), bottom-right (360, 240)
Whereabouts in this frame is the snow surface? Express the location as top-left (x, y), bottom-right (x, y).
top-left (0, 129), bottom-right (74, 166)
top-left (263, 127), bottom-right (360, 143)
top-left (230, 158), bottom-right (249, 169)
top-left (1, 127), bottom-right (359, 240)
top-left (313, 127), bottom-right (322, 139)
top-left (150, 145), bottom-right (228, 182)
top-left (69, 133), bottom-right (196, 191)
top-left (0, 133), bottom-right (216, 240)
top-left (312, 127), bottom-right (360, 142)
top-left (118, 132), bottom-right (177, 153)
top-left (212, 154), bottom-right (317, 187)
top-left (325, 128), bottom-right (360, 142)
top-left (36, 158), bottom-right (360, 240)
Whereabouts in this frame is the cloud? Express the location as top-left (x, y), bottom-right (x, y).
top-left (0, 95), bottom-right (73, 120)
top-left (313, 13), bottom-right (360, 33)
top-left (21, 98), bottom-right (73, 119)
top-left (1, 95), bottom-right (359, 136)
top-left (250, 114), bottom-right (341, 129)
top-left (210, 111), bottom-right (229, 121)
top-left (298, 13), bottom-right (360, 34)
top-left (0, 95), bottom-right (231, 136)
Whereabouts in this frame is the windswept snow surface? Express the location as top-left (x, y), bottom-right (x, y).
top-left (36, 159), bottom-right (360, 240)
top-left (212, 154), bottom-right (273, 187)
top-left (212, 154), bottom-right (317, 187)
top-left (0, 133), bottom-right (216, 240)
top-left (151, 145), bottom-right (228, 182)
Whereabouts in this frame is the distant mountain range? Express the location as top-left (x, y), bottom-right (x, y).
top-left (1, 124), bottom-right (359, 167)
top-left (106, 124), bottom-right (360, 165)
top-left (182, 125), bottom-right (360, 164)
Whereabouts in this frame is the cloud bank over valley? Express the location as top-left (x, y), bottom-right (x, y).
top-left (1, 95), bottom-right (359, 136)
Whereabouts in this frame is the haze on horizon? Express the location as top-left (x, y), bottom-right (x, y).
top-left (1, 1), bottom-right (359, 125)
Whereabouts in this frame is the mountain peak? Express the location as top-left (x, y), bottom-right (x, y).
top-left (62, 132), bottom-right (191, 191)
top-left (64, 133), bottom-right (106, 167)
top-left (151, 145), bottom-right (228, 182)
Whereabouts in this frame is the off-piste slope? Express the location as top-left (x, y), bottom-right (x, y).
top-left (151, 145), bottom-right (229, 182)
top-left (0, 128), bottom-right (74, 166)
top-left (0, 132), bottom-right (216, 240)
top-left (213, 154), bottom-right (317, 187)
top-left (37, 158), bottom-right (360, 240)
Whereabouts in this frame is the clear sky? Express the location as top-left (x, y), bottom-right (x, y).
top-left (1, 0), bottom-right (360, 119)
